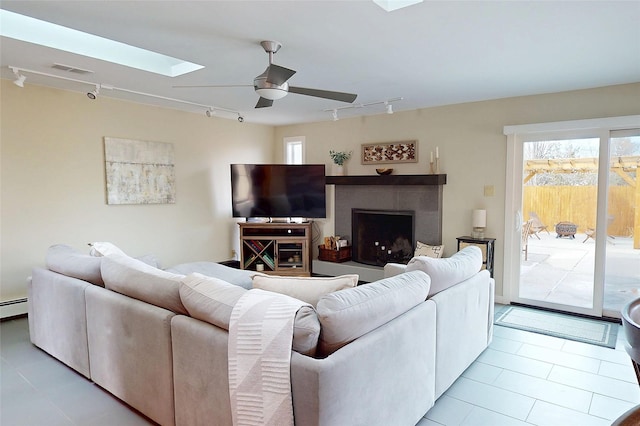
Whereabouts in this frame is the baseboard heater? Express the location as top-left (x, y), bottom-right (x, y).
top-left (0, 298), bottom-right (28, 320)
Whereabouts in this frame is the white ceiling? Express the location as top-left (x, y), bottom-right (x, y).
top-left (1, 1), bottom-right (639, 126)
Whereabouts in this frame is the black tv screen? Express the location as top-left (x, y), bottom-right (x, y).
top-left (231, 164), bottom-right (326, 218)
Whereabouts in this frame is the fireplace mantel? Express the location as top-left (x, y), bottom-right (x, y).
top-left (326, 174), bottom-right (446, 186)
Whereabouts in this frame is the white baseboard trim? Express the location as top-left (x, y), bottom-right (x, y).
top-left (1, 298), bottom-right (28, 319)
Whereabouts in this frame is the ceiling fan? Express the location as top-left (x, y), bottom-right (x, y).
top-left (174, 40), bottom-right (358, 109)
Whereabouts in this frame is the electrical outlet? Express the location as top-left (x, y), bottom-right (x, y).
top-left (231, 249), bottom-right (237, 259)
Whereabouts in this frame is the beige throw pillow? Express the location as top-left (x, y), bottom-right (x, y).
top-left (89, 241), bottom-right (127, 257)
top-left (180, 273), bottom-right (320, 356)
top-left (252, 274), bottom-right (359, 307)
top-left (414, 241), bottom-right (444, 258)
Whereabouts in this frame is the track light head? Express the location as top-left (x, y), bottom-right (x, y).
top-left (331, 109), bottom-right (338, 121)
top-left (386, 103), bottom-right (393, 114)
top-left (87, 85), bottom-right (100, 100)
top-left (12, 68), bottom-right (26, 87)
top-left (205, 108), bottom-right (215, 118)
top-left (237, 115), bottom-right (244, 123)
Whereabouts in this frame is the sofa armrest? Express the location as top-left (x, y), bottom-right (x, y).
top-left (429, 269), bottom-right (494, 398)
top-left (383, 262), bottom-right (407, 278)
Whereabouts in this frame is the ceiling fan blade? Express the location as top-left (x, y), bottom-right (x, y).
top-left (266, 64), bottom-right (296, 86)
top-left (172, 84), bottom-right (252, 88)
top-left (255, 97), bottom-right (274, 108)
top-left (288, 86), bottom-right (357, 103)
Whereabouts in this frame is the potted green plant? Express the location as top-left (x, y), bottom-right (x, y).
top-left (329, 150), bottom-right (352, 175)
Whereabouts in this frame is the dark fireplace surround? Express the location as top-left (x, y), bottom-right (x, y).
top-left (329, 175), bottom-right (445, 267)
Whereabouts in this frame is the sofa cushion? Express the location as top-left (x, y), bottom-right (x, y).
top-left (315, 270), bottom-right (431, 356)
top-left (406, 245), bottom-right (482, 296)
top-left (166, 261), bottom-right (253, 289)
top-left (46, 244), bottom-right (104, 286)
top-left (101, 254), bottom-right (188, 315)
top-left (179, 273), bottom-right (246, 330)
top-left (252, 274), bottom-right (358, 307)
top-left (414, 241), bottom-right (444, 258)
top-left (180, 273), bottom-right (320, 356)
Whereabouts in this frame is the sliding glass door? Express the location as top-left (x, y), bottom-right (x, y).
top-left (519, 137), bottom-right (601, 313)
top-left (604, 129), bottom-right (640, 317)
top-left (504, 116), bottom-right (640, 319)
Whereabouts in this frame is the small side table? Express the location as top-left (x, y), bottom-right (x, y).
top-left (456, 236), bottom-right (496, 278)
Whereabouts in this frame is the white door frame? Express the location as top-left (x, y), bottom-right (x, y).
top-left (503, 115), bottom-right (640, 316)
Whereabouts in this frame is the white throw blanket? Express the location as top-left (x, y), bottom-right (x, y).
top-left (228, 289), bottom-right (308, 426)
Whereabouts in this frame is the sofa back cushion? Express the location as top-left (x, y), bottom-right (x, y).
top-left (101, 254), bottom-right (187, 315)
top-left (315, 270), bottom-right (431, 356)
top-left (46, 244), bottom-right (104, 286)
top-left (406, 245), bottom-right (482, 296)
top-left (166, 261), bottom-right (253, 289)
top-left (252, 274), bottom-right (358, 307)
top-left (180, 273), bottom-right (320, 356)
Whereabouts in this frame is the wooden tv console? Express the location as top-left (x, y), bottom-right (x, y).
top-left (238, 222), bottom-right (312, 276)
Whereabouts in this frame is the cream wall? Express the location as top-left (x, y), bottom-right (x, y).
top-left (2, 81), bottom-right (638, 311)
top-left (0, 80), bottom-right (275, 309)
top-left (275, 83), bottom-right (640, 299)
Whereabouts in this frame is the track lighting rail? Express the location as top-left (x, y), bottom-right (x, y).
top-left (7, 66), bottom-right (242, 120)
top-left (324, 97), bottom-right (403, 121)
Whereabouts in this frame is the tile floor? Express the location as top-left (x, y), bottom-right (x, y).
top-left (1, 307), bottom-right (638, 426)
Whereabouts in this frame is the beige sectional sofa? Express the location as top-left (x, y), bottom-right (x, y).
top-left (27, 244), bottom-right (494, 426)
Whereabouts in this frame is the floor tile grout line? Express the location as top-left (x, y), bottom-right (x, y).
top-left (442, 393), bottom-right (534, 425)
top-left (469, 359), bottom-right (637, 417)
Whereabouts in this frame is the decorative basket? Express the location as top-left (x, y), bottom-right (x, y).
top-left (318, 245), bottom-right (352, 263)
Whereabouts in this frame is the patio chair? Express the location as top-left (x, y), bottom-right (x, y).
top-left (522, 220), bottom-right (533, 261)
top-left (528, 212), bottom-right (549, 239)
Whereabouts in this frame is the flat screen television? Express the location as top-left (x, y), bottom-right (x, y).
top-left (230, 164), bottom-right (326, 219)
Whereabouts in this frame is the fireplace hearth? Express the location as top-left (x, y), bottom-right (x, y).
top-left (352, 209), bottom-right (414, 266)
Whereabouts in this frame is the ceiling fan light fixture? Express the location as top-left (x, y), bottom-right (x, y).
top-left (255, 87), bottom-right (288, 101)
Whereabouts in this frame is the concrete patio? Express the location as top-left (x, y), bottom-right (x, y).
top-left (520, 230), bottom-right (640, 317)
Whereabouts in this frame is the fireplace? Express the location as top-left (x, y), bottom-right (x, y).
top-left (352, 209), bottom-right (415, 266)
top-left (331, 179), bottom-right (444, 269)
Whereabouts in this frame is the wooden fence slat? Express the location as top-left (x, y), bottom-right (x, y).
top-left (523, 186), bottom-right (634, 237)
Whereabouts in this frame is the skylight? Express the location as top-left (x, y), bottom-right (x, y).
top-left (0, 9), bottom-right (204, 77)
top-left (373, 0), bottom-right (423, 12)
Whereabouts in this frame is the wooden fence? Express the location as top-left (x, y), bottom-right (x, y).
top-left (523, 186), bottom-right (635, 237)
